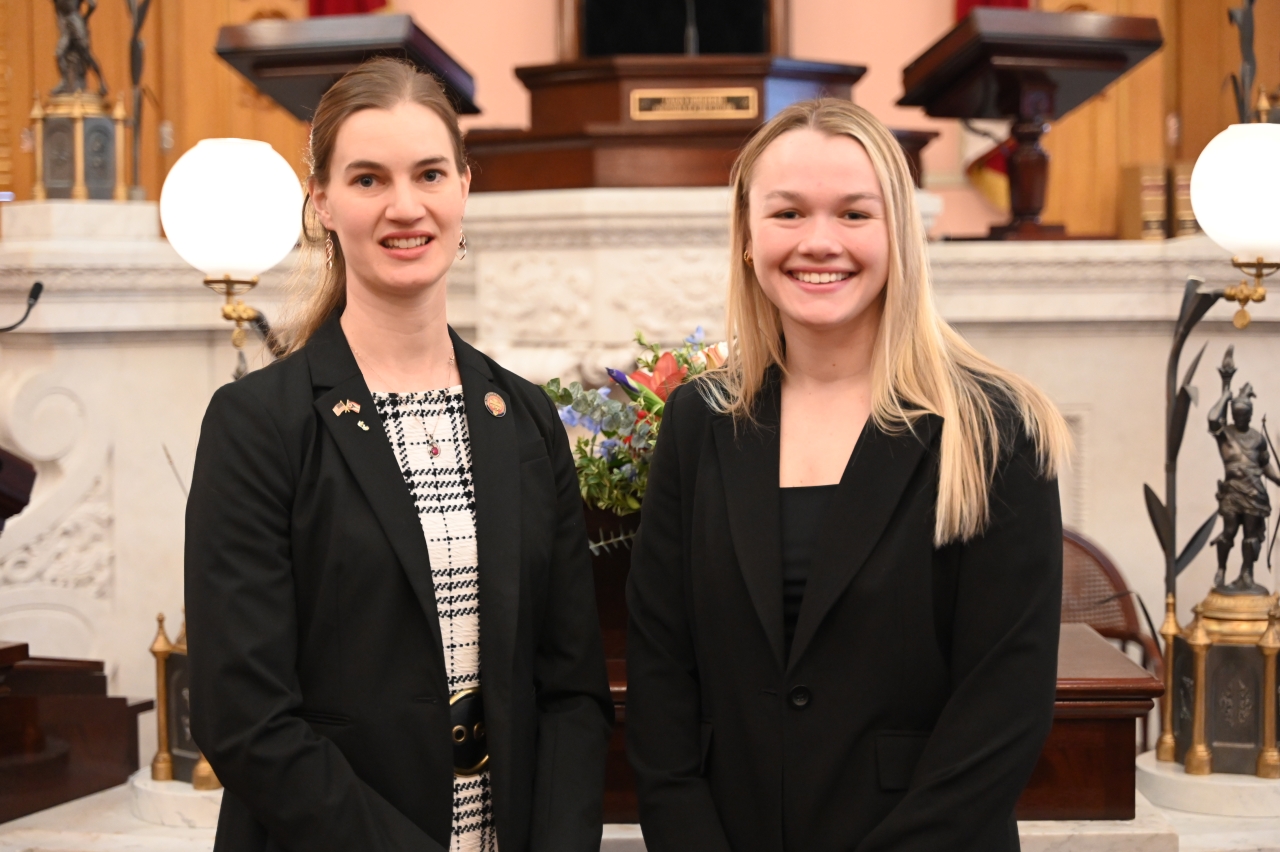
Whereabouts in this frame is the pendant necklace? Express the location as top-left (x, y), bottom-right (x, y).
top-left (352, 343), bottom-right (457, 459)
top-left (416, 409), bottom-right (447, 457)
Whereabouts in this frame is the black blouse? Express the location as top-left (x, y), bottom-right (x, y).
top-left (780, 484), bottom-right (838, 655)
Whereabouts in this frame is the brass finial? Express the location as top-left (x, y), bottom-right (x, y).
top-left (150, 612), bottom-right (173, 657)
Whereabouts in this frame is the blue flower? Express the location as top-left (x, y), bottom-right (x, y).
top-left (597, 387), bottom-right (611, 398)
top-left (598, 438), bottom-right (621, 458)
top-left (620, 463), bottom-right (637, 481)
top-left (580, 415), bottom-right (601, 435)
top-left (607, 368), bottom-right (639, 394)
top-left (685, 326), bottom-right (705, 345)
top-left (558, 406), bottom-right (580, 427)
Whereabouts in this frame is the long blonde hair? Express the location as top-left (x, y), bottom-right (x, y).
top-left (277, 57), bottom-right (467, 355)
top-left (707, 98), bottom-right (1071, 545)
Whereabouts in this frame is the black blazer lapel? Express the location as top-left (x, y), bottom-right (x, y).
top-left (451, 330), bottom-right (520, 741)
top-left (712, 378), bottom-right (786, 672)
top-left (787, 414), bottom-right (942, 672)
top-left (306, 316), bottom-right (445, 659)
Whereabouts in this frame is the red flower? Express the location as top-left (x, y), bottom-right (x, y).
top-left (629, 352), bottom-right (687, 401)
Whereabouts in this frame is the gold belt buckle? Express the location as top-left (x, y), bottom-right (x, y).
top-left (450, 687), bottom-right (489, 777)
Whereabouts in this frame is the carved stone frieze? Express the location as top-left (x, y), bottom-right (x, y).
top-left (469, 224), bottom-right (729, 252)
top-left (0, 263), bottom-right (292, 293)
top-left (0, 474), bottom-right (113, 598)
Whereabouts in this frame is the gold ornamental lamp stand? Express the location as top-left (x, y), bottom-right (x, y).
top-left (1150, 113), bottom-right (1280, 780)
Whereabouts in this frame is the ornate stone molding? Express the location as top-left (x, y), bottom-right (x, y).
top-left (0, 475), bottom-right (112, 598)
top-left (469, 225), bottom-right (730, 252)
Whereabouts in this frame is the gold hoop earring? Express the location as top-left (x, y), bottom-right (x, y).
top-left (325, 233), bottom-right (335, 270)
top-left (457, 233), bottom-right (468, 260)
top-left (743, 250), bottom-right (753, 267)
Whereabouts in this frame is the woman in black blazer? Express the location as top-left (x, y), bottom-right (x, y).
top-left (627, 99), bottom-right (1071, 851)
top-left (185, 58), bottom-right (611, 852)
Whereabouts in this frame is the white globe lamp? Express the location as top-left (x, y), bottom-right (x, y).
top-left (160, 138), bottom-right (302, 354)
top-left (1190, 122), bottom-right (1280, 328)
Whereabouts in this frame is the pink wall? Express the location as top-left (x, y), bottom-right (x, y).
top-left (391, 0), bottom-right (558, 130)
top-left (791, 0), bottom-right (1005, 236)
top-left (392, 0), bottom-right (1003, 236)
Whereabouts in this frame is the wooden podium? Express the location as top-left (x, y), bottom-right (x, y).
top-left (899, 9), bottom-right (1162, 239)
top-left (215, 15), bottom-right (479, 120)
top-left (466, 56), bottom-right (867, 191)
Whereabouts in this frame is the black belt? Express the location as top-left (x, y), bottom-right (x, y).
top-left (450, 687), bottom-right (489, 776)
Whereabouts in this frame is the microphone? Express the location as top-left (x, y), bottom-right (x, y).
top-left (0, 282), bottom-right (44, 333)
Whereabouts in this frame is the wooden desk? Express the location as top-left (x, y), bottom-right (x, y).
top-left (602, 624), bottom-right (1162, 823)
top-left (1017, 623), bottom-right (1164, 820)
top-left (0, 641), bottom-right (154, 823)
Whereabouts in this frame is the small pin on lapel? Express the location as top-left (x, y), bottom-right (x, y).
top-left (357, 420), bottom-right (370, 431)
top-left (484, 392), bottom-right (507, 418)
top-left (333, 400), bottom-right (362, 417)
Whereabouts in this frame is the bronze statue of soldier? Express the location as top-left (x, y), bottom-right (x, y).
top-left (1208, 347), bottom-right (1277, 595)
top-left (52, 0), bottom-right (107, 96)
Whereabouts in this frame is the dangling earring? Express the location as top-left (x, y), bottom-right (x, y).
top-left (325, 232), bottom-right (335, 270)
top-left (457, 233), bottom-right (468, 260)
top-left (743, 249), bottom-right (753, 267)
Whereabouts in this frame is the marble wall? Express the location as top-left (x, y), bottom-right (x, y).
top-left (0, 201), bottom-right (288, 762)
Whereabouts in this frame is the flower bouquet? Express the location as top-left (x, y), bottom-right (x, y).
top-left (542, 328), bottom-right (726, 519)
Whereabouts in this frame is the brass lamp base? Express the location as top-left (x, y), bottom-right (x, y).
top-left (1177, 593), bottom-right (1280, 777)
top-left (1224, 257), bottom-right (1278, 329)
top-left (203, 276), bottom-right (261, 351)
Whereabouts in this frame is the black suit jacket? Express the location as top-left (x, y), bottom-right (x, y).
top-left (185, 315), bottom-right (612, 852)
top-left (626, 378), bottom-right (1062, 852)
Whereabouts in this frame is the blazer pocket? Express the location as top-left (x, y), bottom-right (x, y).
top-left (297, 709), bottom-right (351, 728)
top-left (699, 720), bottom-right (713, 775)
top-left (875, 731), bottom-right (930, 792)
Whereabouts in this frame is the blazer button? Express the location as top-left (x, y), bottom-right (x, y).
top-left (788, 685), bottom-right (812, 710)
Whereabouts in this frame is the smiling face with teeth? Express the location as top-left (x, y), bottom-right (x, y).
top-left (310, 101), bottom-right (470, 305)
top-left (745, 127), bottom-right (890, 343)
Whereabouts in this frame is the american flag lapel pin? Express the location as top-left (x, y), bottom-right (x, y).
top-left (332, 399), bottom-right (362, 417)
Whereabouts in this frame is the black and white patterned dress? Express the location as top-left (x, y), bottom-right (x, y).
top-left (373, 387), bottom-right (498, 852)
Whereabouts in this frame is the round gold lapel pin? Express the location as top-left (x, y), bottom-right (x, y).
top-left (484, 392), bottom-right (506, 418)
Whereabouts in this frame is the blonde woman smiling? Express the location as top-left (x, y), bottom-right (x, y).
top-left (627, 99), bottom-right (1070, 852)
